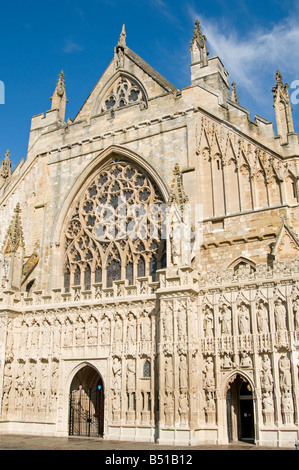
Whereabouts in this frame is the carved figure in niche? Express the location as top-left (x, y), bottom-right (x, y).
top-left (281, 391), bottom-right (294, 414)
top-left (53, 319), bottom-right (61, 350)
top-left (222, 354), bottom-right (233, 369)
top-left (87, 316), bottom-right (98, 345)
top-left (141, 314), bottom-right (151, 341)
top-left (179, 354), bottom-right (188, 390)
top-left (238, 303), bottom-right (250, 334)
top-left (2, 363), bottom-right (12, 410)
top-left (126, 313), bottom-right (136, 343)
top-left (126, 359), bottom-right (135, 390)
top-left (112, 391), bottom-right (121, 412)
top-left (240, 352), bottom-right (252, 368)
top-left (112, 357), bottom-right (121, 390)
top-left (203, 306), bottom-right (214, 337)
top-left (50, 363), bottom-right (59, 410)
top-left (101, 316), bottom-right (110, 344)
top-left (40, 362), bottom-right (49, 396)
top-left (279, 354), bottom-right (292, 391)
top-left (293, 297), bottom-right (299, 330)
top-left (177, 302), bottom-right (187, 339)
top-left (261, 355), bottom-right (273, 392)
top-left (219, 304), bottom-right (232, 335)
top-left (41, 320), bottom-right (51, 350)
top-left (15, 366), bottom-right (24, 408)
top-left (64, 318), bottom-right (73, 347)
top-left (262, 391), bottom-right (274, 412)
top-left (169, 220), bottom-right (181, 266)
top-left (256, 300), bottom-right (269, 333)
top-left (179, 392), bottom-right (189, 414)
top-left (205, 391), bottom-right (216, 412)
top-left (30, 322), bottom-right (39, 348)
top-left (114, 315), bottom-right (123, 342)
top-left (116, 49), bottom-right (124, 69)
top-left (274, 298), bottom-right (287, 331)
top-left (164, 392), bottom-right (174, 413)
top-left (203, 356), bottom-right (215, 390)
top-left (26, 363), bottom-right (36, 408)
top-left (163, 305), bottom-right (173, 342)
top-left (75, 317), bottom-right (85, 346)
top-left (165, 356), bottom-right (173, 391)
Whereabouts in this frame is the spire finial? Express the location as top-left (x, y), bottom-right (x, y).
top-left (50, 70), bottom-right (68, 122)
top-left (0, 149), bottom-right (12, 183)
top-left (118, 24), bottom-right (126, 48)
top-left (231, 82), bottom-right (240, 104)
top-left (56, 70), bottom-right (66, 98)
top-left (191, 20), bottom-right (208, 50)
top-left (272, 69), bottom-right (294, 143)
top-left (190, 19), bottom-right (209, 67)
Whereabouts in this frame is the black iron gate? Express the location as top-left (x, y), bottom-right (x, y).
top-left (69, 386), bottom-right (104, 437)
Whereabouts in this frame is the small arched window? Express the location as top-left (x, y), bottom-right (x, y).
top-left (143, 359), bottom-right (151, 378)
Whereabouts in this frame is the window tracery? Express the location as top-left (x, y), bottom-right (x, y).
top-left (64, 159), bottom-right (166, 291)
top-left (101, 76), bottom-right (147, 114)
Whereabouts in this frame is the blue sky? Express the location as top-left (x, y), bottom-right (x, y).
top-left (1, 0), bottom-right (299, 169)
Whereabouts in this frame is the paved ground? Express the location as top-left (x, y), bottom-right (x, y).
top-left (0, 434), bottom-right (292, 451)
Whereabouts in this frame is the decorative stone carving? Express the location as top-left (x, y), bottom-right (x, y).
top-left (240, 351), bottom-right (252, 368)
top-left (114, 315), bottom-right (123, 343)
top-left (179, 354), bottom-right (188, 390)
top-left (87, 315), bottom-right (98, 345)
top-left (203, 356), bottom-right (215, 390)
top-left (203, 306), bottom-right (214, 337)
top-left (163, 304), bottom-right (173, 342)
top-left (112, 356), bottom-right (122, 390)
top-left (164, 356), bottom-right (173, 391)
top-left (178, 391), bottom-right (189, 424)
top-left (126, 358), bottom-right (135, 391)
top-left (140, 313), bottom-right (151, 342)
top-left (164, 391), bottom-right (174, 426)
top-left (293, 297), bottom-right (299, 330)
top-left (219, 304), bottom-right (232, 336)
top-left (279, 354), bottom-right (292, 392)
top-left (256, 300), bottom-right (270, 333)
top-left (100, 315), bottom-right (110, 344)
top-left (126, 312), bottom-right (136, 343)
top-left (274, 298), bottom-right (287, 331)
top-left (238, 302), bottom-right (251, 334)
top-left (0, 150), bottom-right (12, 182)
top-left (177, 300), bottom-right (187, 340)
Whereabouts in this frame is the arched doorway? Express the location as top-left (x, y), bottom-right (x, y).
top-left (226, 374), bottom-right (255, 443)
top-left (69, 365), bottom-right (104, 437)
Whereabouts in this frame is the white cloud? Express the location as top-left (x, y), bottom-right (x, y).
top-left (188, 8), bottom-right (299, 100)
top-left (63, 39), bottom-right (83, 54)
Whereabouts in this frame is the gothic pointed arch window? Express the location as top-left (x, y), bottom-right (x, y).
top-left (99, 74), bottom-right (147, 115)
top-left (63, 157), bottom-right (166, 291)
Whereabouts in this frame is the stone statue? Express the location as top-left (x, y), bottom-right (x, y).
top-left (256, 301), bottom-right (269, 333)
top-left (293, 297), bottom-right (299, 330)
top-left (220, 304), bottom-right (232, 335)
top-left (203, 356), bottom-right (215, 390)
top-left (274, 298), bottom-right (287, 331)
top-left (203, 307), bottom-right (214, 337)
top-left (238, 303), bottom-right (250, 334)
top-left (279, 354), bottom-right (292, 392)
top-left (127, 313), bottom-right (136, 342)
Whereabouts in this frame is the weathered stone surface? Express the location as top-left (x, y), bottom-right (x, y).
top-left (0, 22), bottom-right (298, 448)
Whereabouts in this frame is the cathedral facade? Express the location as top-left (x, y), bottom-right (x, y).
top-left (0, 22), bottom-right (298, 447)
